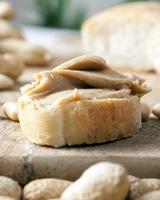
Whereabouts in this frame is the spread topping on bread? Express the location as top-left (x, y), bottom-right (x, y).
top-left (21, 56), bottom-right (150, 100)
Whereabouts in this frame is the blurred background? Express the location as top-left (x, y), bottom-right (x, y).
top-left (8, 0), bottom-right (146, 29)
top-left (5, 0), bottom-right (158, 62)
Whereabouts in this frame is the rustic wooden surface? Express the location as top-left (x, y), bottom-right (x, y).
top-left (0, 67), bottom-right (160, 185)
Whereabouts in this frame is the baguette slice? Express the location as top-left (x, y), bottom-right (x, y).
top-left (18, 92), bottom-right (141, 147)
top-left (82, 2), bottom-right (160, 72)
top-left (18, 55), bottom-right (149, 147)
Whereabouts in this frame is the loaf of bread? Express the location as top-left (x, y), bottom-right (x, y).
top-left (82, 2), bottom-right (160, 72)
top-left (18, 55), bottom-right (150, 147)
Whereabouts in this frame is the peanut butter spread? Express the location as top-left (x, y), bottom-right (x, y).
top-left (21, 56), bottom-right (150, 107)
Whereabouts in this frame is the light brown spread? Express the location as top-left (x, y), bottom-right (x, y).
top-left (21, 55), bottom-right (150, 105)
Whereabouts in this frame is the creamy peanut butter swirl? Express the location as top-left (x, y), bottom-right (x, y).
top-left (21, 55), bottom-right (150, 100)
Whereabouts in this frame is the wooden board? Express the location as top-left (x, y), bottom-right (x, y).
top-left (0, 68), bottom-right (160, 185)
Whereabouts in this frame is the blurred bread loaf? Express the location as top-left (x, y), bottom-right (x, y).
top-left (82, 2), bottom-right (160, 72)
top-left (147, 26), bottom-right (160, 73)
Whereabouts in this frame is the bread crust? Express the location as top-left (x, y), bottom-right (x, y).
top-left (18, 95), bottom-right (141, 147)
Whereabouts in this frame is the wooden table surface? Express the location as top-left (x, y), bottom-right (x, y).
top-left (0, 67), bottom-right (160, 185)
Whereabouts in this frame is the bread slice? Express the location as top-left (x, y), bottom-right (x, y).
top-left (82, 2), bottom-right (160, 72)
top-left (18, 55), bottom-right (149, 147)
